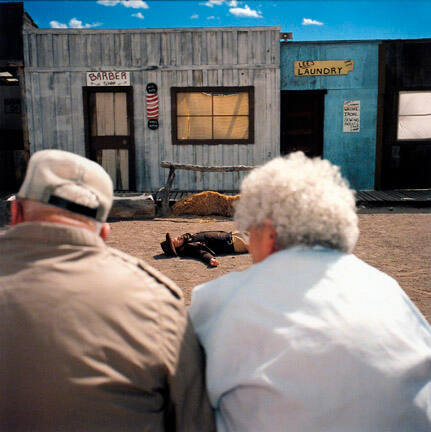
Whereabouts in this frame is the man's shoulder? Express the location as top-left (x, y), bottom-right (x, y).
top-left (190, 266), bottom-right (249, 319)
top-left (107, 247), bottom-right (183, 300)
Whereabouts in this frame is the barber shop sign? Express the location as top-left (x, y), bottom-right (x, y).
top-left (86, 71), bottom-right (130, 86)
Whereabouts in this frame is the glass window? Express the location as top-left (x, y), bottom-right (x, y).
top-left (171, 87), bottom-right (254, 144)
top-left (398, 91), bottom-right (431, 140)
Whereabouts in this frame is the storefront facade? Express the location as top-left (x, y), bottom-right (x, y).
top-left (22, 25), bottom-right (281, 192)
top-left (280, 41), bottom-right (380, 190)
top-left (378, 39), bottom-right (431, 189)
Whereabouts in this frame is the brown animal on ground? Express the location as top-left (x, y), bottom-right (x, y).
top-left (172, 191), bottom-right (240, 217)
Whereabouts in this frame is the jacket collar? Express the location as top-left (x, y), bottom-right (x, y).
top-left (1, 222), bottom-right (105, 248)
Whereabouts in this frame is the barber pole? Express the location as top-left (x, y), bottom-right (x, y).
top-left (146, 83), bottom-right (159, 129)
top-left (146, 94), bottom-right (159, 118)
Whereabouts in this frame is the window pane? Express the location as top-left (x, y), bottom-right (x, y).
top-left (399, 91), bottom-right (431, 115)
top-left (177, 92), bottom-right (212, 116)
top-left (214, 116), bottom-right (249, 139)
top-left (94, 92), bottom-right (114, 136)
top-left (213, 92), bottom-right (249, 116)
top-left (98, 149), bottom-right (129, 191)
top-left (114, 92), bottom-right (128, 135)
top-left (398, 115), bottom-right (431, 140)
top-left (177, 116), bottom-right (213, 139)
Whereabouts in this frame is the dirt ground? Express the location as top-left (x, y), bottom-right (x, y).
top-left (106, 208), bottom-right (431, 323)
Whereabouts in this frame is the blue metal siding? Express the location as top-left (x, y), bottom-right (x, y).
top-left (281, 42), bottom-right (380, 190)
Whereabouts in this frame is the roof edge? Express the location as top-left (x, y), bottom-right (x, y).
top-left (24, 25), bottom-right (281, 34)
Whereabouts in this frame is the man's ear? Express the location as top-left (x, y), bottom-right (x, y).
top-left (263, 219), bottom-right (277, 254)
top-left (99, 222), bottom-right (110, 241)
top-left (10, 200), bottom-right (24, 225)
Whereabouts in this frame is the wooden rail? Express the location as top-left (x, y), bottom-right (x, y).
top-left (160, 161), bottom-right (257, 173)
top-left (158, 162), bottom-right (257, 216)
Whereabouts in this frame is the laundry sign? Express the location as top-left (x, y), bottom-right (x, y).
top-left (295, 60), bottom-right (354, 76)
top-left (86, 71), bottom-right (130, 86)
top-left (343, 100), bottom-right (360, 133)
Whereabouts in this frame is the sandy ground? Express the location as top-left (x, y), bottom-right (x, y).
top-left (106, 208), bottom-right (431, 323)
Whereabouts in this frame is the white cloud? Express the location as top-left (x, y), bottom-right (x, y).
top-left (229, 4), bottom-right (262, 18)
top-left (132, 12), bottom-right (145, 19)
top-left (97, 0), bottom-right (119, 6)
top-left (50, 20), bottom-right (68, 28)
top-left (228, 0), bottom-right (238, 6)
top-left (121, 1), bottom-right (149, 9)
top-left (70, 18), bottom-right (101, 28)
top-left (207, 15), bottom-right (216, 19)
top-left (202, 0), bottom-right (224, 8)
top-left (97, 0), bottom-right (149, 9)
top-left (302, 17), bottom-right (323, 26)
top-left (191, 13), bottom-right (199, 19)
top-left (50, 18), bottom-right (101, 29)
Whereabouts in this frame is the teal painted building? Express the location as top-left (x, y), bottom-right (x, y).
top-left (280, 41), bottom-right (380, 190)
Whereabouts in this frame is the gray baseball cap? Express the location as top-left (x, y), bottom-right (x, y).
top-left (17, 149), bottom-right (113, 222)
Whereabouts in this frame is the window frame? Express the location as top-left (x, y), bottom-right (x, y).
top-left (171, 86), bottom-right (254, 145)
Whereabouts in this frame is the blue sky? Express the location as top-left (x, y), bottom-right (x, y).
top-left (15, 0), bottom-right (431, 41)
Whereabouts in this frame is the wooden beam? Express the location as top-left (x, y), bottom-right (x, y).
top-left (160, 161), bottom-right (257, 172)
top-left (24, 64), bottom-right (279, 73)
top-left (157, 166), bottom-right (176, 217)
top-left (157, 162), bottom-right (257, 216)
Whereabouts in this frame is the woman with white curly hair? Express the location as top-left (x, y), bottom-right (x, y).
top-left (190, 152), bottom-right (431, 432)
top-left (235, 151), bottom-right (359, 257)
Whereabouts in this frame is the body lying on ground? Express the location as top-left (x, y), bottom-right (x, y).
top-left (160, 230), bottom-right (248, 267)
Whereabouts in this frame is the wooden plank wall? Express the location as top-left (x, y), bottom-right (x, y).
top-left (23, 26), bottom-right (280, 191)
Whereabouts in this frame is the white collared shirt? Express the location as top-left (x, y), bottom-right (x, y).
top-left (190, 246), bottom-right (431, 432)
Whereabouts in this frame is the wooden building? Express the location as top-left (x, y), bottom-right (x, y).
top-left (7, 2), bottom-right (431, 194)
top-left (377, 39), bottom-right (431, 189)
top-left (21, 24), bottom-right (280, 192)
top-left (0, 3), bottom-right (35, 191)
top-left (280, 40), bottom-right (380, 191)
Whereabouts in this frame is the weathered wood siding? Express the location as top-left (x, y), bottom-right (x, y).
top-left (23, 27), bottom-right (280, 191)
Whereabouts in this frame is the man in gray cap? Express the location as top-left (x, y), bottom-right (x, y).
top-left (0, 150), bottom-right (215, 432)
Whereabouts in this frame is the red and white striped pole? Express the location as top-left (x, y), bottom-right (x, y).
top-left (146, 83), bottom-right (159, 130)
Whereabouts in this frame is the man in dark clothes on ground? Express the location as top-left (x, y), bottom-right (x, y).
top-left (160, 231), bottom-right (248, 267)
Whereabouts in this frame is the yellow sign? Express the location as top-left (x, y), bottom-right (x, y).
top-left (294, 60), bottom-right (354, 76)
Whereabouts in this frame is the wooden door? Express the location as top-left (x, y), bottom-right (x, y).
top-left (280, 90), bottom-right (326, 157)
top-left (84, 87), bottom-right (135, 191)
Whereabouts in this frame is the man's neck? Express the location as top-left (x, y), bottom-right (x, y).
top-left (21, 214), bottom-right (96, 234)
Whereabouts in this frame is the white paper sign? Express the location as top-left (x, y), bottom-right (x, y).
top-left (86, 71), bottom-right (130, 86)
top-left (343, 100), bottom-right (360, 133)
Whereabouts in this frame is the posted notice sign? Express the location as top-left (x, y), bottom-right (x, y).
top-left (343, 100), bottom-right (360, 133)
top-left (86, 71), bottom-right (130, 86)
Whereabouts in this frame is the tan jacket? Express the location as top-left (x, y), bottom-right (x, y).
top-left (0, 223), bottom-right (215, 432)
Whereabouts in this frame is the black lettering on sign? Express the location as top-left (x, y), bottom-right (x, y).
top-left (148, 119), bottom-right (159, 130)
top-left (146, 83), bottom-right (158, 94)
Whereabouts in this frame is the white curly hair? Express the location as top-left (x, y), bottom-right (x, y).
top-left (234, 152), bottom-right (359, 253)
